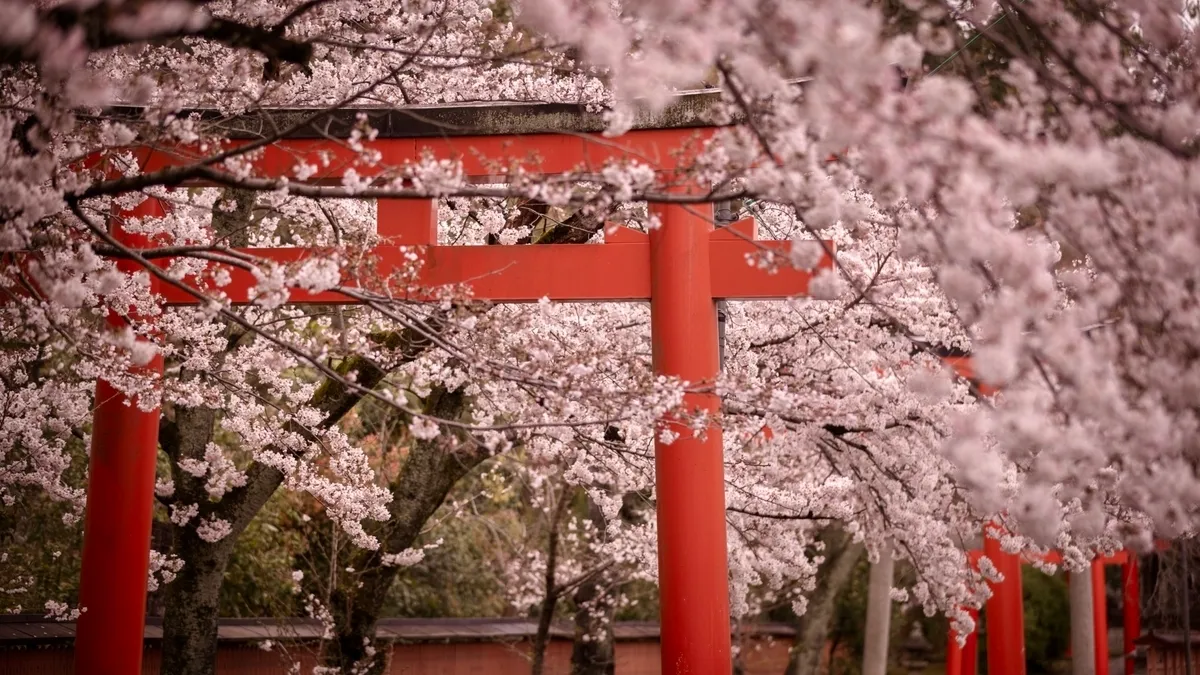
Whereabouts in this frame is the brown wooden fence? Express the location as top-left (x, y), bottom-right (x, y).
top-left (0, 617), bottom-right (794, 674)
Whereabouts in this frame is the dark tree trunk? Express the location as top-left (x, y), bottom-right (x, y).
top-left (531, 490), bottom-right (572, 675)
top-left (157, 191), bottom-right (264, 675)
top-left (531, 588), bottom-right (559, 675)
top-left (159, 344), bottom-right (393, 675)
top-left (570, 495), bottom-right (616, 675)
top-left (159, 402), bottom-right (287, 675)
top-left (321, 205), bottom-right (602, 674)
top-left (569, 575), bottom-right (616, 675)
top-left (786, 528), bottom-right (865, 675)
top-left (160, 526), bottom-right (241, 675)
top-left (325, 388), bottom-right (493, 674)
top-left (154, 183), bottom-right (441, 675)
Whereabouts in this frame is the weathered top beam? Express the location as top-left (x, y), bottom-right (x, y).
top-left (102, 87), bottom-right (748, 140)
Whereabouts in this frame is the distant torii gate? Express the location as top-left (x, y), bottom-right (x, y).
top-left (67, 112), bottom-right (835, 675)
top-left (947, 541), bottom-right (1141, 675)
top-left (939, 359), bottom-right (1144, 675)
top-left (939, 525), bottom-right (1150, 675)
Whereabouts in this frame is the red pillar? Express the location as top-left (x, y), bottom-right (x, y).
top-left (1122, 557), bottom-right (1140, 675)
top-left (1094, 560), bottom-right (1110, 675)
top-left (947, 625), bottom-right (963, 675)
top-left (947, 607), bottom-right (979, 675)
top-left (649, 200), bottom-right (731, 674)
top-left (984, 525), bottom-right (1026, 675)
top-left (1070, 566), bottom-right (1080, 658)
top-left (963, 607), bottom-right (979, 675)
top-left (74, 198), bottom-right (165, 675)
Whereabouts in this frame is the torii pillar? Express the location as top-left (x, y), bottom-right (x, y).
top-left (950, 542), bottom-right (1142, 675)
top-left (74, 197), bottom-right (166, 675)
top-left (649, 196), bottom-right (732, 670)
top-left (985, 523), bottom-right (1027, 675)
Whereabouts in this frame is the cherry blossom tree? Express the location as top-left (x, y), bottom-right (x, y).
top-left (1, 4), bottom-right (638, 673)
top-left (487, 193), bottom-right (994, 651)
top-left (511, 0), bottom-right (1200, 548)
top-left (6, 0), bottom-right (1199, 673)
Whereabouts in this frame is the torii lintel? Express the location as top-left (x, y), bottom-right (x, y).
top-left (153, 213), bottom-right (834, 306)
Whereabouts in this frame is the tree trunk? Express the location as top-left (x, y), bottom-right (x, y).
top-left (570, 496), bottom-right (616, 675)
top-left (569, 574), bottom-right (616, 675)
top-left (160, 403), bottom-right (285, 675)
top-left (325, 388), bottom-right (493, 674)
top-left (786, 528), bottom-right (865, 675)
top-left (320, 208), bottom-right (601, 674)
top-left (159, 343), bottom-right (394, 675)
top-left (861, 550), bottom-right (895, 675)
top-left (531, 488), bottom-right (571, 675)
top-left (531, 590), bottom-right (559, 675)
top-left (155, 184), bottom-right (441, 675)
top-left (160, 526), bottom-right (241, 675)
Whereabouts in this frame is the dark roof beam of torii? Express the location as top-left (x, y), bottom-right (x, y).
top-left (91, 79), bottom-right (815, 141)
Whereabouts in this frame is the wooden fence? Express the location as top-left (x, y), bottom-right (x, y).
top-left (0, 616), bottom-right (794, 674)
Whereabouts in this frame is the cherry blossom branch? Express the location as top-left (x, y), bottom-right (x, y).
top-left (967, 2), bottom-right (1197, 159)
top-left (68, 199), bottom-right (641, 435)
top-left (73, 164), bottom-right (749, 204)
top-left (1, 2), bottom-right (315, 74)
top-left (726, 507), bottom-right (829, 521)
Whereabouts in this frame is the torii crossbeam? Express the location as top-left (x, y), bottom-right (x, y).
top-left (68, 121), bottom-right (834, 675)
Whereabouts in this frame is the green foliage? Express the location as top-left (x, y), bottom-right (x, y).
top-left (973, 569), bottom-right (1070, 675)
top-left (219, 493), bottom-right (310, 617)
top-left (380, 506), bottom-right (516, 618)
top-left (0, 491), bottom-right (85, 613)
top-left (829, 557), bottom-right (873, 673)
top-left (613, 579), bottom-right (659, 622)
top-left (1020, 569), bottom-right (1070, 674)
top-left (810, 557), bottom-right (1071, 675)
top-left (0, 439), bottom-right (87, 614)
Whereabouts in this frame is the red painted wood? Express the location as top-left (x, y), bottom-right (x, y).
top-left (151, 231), bottom-right (833, 306)
top-left (1123, 557), bottom-right (1140, 675)
top-left (949, 554), bottom-right (981, 675)
top-left (984, 523), bottom-right (1027, 675)
top-left (1023, 549), bottom-right (1127, 567)
top-left (962, 607), bottom-right (979, 675)
top-left (377, 198), bottom-right (437, 245)
top-left (709, 238), bottom-right (830, 299)
top-left (649, 200), bottom-right (731, 674)
top-left (947, 623), bottom-right (963, 675)
top-left (74, 197), bottom-right (166, 675)
top-left (961, 545), bottom-right (1154, 675)
top-left (154, 241), bottom-right (652, 304)
top-left (1094, 559), bottom-right (1110, 675)
top-left (64, 130), bottom-right (837, 675)
top-left (942, 355), bottom-right (998, 395)
top-left (945, 608), bottom-right (980, 675)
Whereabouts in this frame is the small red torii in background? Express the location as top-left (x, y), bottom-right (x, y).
top-left (945, 534), bottom-right (1143, 675)
top-left (942, 357), bottom-right (1156, 675)
top-left (57, 114), bottom-right (837, 675)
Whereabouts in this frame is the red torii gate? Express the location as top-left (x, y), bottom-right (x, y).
top-left (946, 540), bottom-right (1142, 675)
top-left (66, 121), bottom-right (835, 675)
top-left (940, 358), bottom-right (1145, 675)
